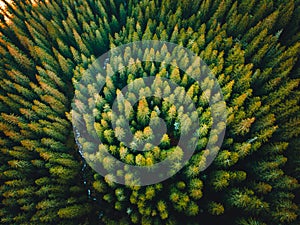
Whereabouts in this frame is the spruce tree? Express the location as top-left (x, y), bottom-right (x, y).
top-left (0, 0), bottom-right (299, 225)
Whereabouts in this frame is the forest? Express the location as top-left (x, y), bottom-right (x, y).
top-left (0, 0), bottom-right (299, 224)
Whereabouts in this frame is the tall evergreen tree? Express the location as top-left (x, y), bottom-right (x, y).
top-left (0, 0), bottom-right (299, 225)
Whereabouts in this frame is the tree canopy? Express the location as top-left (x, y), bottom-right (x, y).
top-left (0, 0), bottom-right (299, 224)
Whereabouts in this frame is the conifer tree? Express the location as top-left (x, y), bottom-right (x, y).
top-left (0, 0), bottom-right (299, 225)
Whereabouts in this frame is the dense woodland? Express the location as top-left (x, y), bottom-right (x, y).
top-left (0, 0), bottom-right (300, 224)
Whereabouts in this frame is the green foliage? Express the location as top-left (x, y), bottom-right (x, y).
top-left (0, 0), bottom-right (299, 225)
